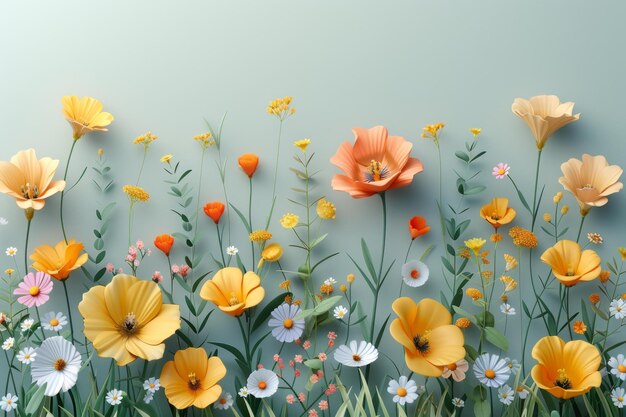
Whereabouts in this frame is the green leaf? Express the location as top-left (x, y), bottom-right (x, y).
top-left (25, 383), bottom-right (47, 414)
top-left (455, 151), bottom-right (470, 162)
top-left (360, 239), bottom-right (378, 282)
top-left (229, 203), bottom-right (252, 233)
top-left (252, 292), bottom-right (291, 332)
top-left (484, 326), bottom-right (509, 351)
top-left (296, 295), bottom-right (343, 320)
top-left (304, 358), bottom-right (323, 370)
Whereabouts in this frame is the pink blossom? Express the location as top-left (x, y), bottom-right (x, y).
top-left (146, 249), bottom-right (152, 256)
top-left (316, 370), bottom-right (324, 378)
top-left (289, 360), bottom-right (295, 367)
top-left (117, 268), bottom-right (124, 274)
top-left (257, 364), bottom-right (264, 369)
top-left (327, 331), bottom-right (337, 340)
top-left (308, 410), bottom-right (318, 417)
top-left (106, 263), bottom-right (114, 272)
top-left (171, 264), bottom-right (180, 274)
top-left (180, 265), bottom-right (191, 277)
top-left (286, 394), bottom-right (295, 404)
top-left (152, 271), bottom-right (163, 283)
top-left (318, 400), bottom-right (329, 411)
top-left (310, 374), bottom-right (319, 384)
top-left (128, 246), bottom-right (137, 256)
top-left (136, 240), bottom-right (144, 250)
top-left (298, 392), bottom-right (306, 402)
top-left (13, 272), bottom-right (53, 308)
top-left (294, 355), bottom-right (303, 363)
top-left (133, 260), bottom-right (140, 267)
top-left (294, 369), bottom-right (301, 378)
top-left (278, 362), bottom-right (285, 369)
top-left (325, 384), bottom-right (337, 395)
top-left (328, 340), bottom-right (334, 348)
top-left (492, 162), bottom-right (510, 179)
top-left (303, 340), bottom-right (311, 350)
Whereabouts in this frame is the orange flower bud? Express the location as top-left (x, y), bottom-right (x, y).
top-left (154, 234), bottom-right (174, 256)
top-left (238, 153), bottom-right (259, 178)
top-left (408, 216), bottom-right (430, 240)
top-left (203, 201), bottom-right (225, 224)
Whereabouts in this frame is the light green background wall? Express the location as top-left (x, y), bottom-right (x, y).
top-left (1, 0), bottom-right (626, 411)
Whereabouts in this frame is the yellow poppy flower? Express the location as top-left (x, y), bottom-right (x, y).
top-left (531, 336), bottom-right (601, 399)
top-left (200, 267), bottom-right (265, 317)
top-left (62, 96), bottom-right (114, 140)
top-left (294, 138), bottom-right (311, 152)
top-left (160, 347), bottom-right (226, 409)
top-left (258, 243), bottom-right (283, 269)
top-left (389, 297), bottom-right (465, 377)
top-left (78, 274), bottom-right (180, 366)
top-left (511, 95), bottom-right (579, 149)
top-left (559, 154), bottom-right (623, 215)
top-left (0, 149), bottom-right (66, 211)
top-left (479, 198), bottom-right (516, 229)
top-left (540, 240), bottom-right (601, 286)
top-left (30, 239), bottom-right (88, 281)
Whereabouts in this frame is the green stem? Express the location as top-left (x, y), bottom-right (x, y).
top-left (565, 286), bottom-right (573, 339)
top-left (271, 120), bottom-right (283, 204)
top-left (576, 213), bottom-right (586, 243)
top-left (60, 140), bottom-right (77, 243)
top-left (127, 203), bottom-right (134, 248)
top-left (62, 280), bottom-right (75, 343)
top-left (135, 147), bottom-right (148, 185)
top-left (24, 218), bottom-right (31, 273)
top-left (248, 178), bottom-right (255, 269)
top-left (215, 223), bottom-right (226, 266)
top-left (190, 148), bottom-right (207, 279)
top-left (399, 239), bottom-right (414, 297)
top-left (530, 149), bottom-right (543, 232)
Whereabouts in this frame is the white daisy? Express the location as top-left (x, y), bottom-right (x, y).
top-left (268, 303), bottom-right (305, 343)
top-left (401, 260), bottom-right (429, 288)
top-left (333, 305), bottom-right (348, 320)
top-left (2, 337), bottom-right (14, 351)
top-left (106, 389), bottom-right (123, 406)
top-left (442, 359), bottom-right (469, 382)
top-left (143, 391), bottom-right (154, 404)
top-left (31, 336), bottom-right (81, 396)
top-left (42, 312), bottom-right (67, 332)
top-left (238, 387), bottom-right (249, 397)
top-left (608, 354), bottom-right (626, 380)
top-left (214, 392), bottom-right (233, 410)
top-left (473, 353), bottom-right (511, 388)
top-left (143, 377), bottom-right (160, 392)
top-left (0, 393), bottom-right (18, 412)
top-left (451, 397), bottom-right (464, 408)
top-left (20, 318), bottom-right (34, 332)
top-left (226, 246), bottom-right (239, 256)
top-left (0, 218), bottom-right (8, 226)
top-left (498, 384), bottom-right (514, 405)
top-left (516, 385), bottom-right (529, 400)
top-left (387, 376), bottom-right (418, 405)
top-left (5, 247), bottom-right (17, 257)
top-left (500, 303), bottom-right (516, 315)
top-left (612, 387), bottom-right (626, 408)
top-left (324, 277), bottom-right (337, 286)
top-left (333, 340), bottom-right (378, 367)
top-left (246, 369), bottom-right (279, 398)
top-left (610, 299), bottom-right (626, 319)
top-left (503, 357), bottom-right (521, 374)
top-left (16, 347), bottom-right (37, 365)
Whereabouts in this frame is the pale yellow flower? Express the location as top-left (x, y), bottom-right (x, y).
top-left (316, 198), bottom-right (336, 220)
top-left (294, 139), bottom-right (311, 152)
top-left (280, 213), bottom-right (299, 229)
top-left (249, 230), bottom-right (272, 243)
top-left (464, 238), bottom-right (486, 255)
top-left (122, 185), bottom-right (150, 203)
top-left (133, 132), bottom-right (157, 146)
top-left (62, 96), bottom-right (114, 140)
top-left (469, 128), bottom-right (482, 137)
top-left (267, 96), bottom-right (295, 120)
top-left (161, 154), bottom-right (173, 163)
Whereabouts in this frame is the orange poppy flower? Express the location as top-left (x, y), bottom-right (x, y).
top-left (204, 201), bottom-right (225, 224)
top-left (408, 216), bottom-right (430, 239)
top-left (330, 126), bottom-right (423, 198)
top-left (238, 154), bottom-right (259, 178)
top-left (200, 267), bottom-right (264, 317)
top-left (30, 239), bottom-right (88, 281)
top-left (154, 234), bottom-right (174, 256)
top-left (479, 198), bottom-right (517, 229)
top-left (540, 240), bottom-right (601, 286)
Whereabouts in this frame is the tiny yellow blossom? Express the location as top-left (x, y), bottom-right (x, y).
top-left (320, 283), bottom-right (333, 295)
top-left (161, 154), bottom-right (173, 163)
top-left (589, 293), bottom-right (600, 304)
top-left (193, 132), bottom-right (215, 149)
top-left (455, 318), bottom-right (472, 329)
top-left (500, 275), bottom-right (518, 292)
top-left (249, 230), bottom-right (272, 243)
top-left (346, 273), bottom-right (355, 284)
top-left (543, 213), bottom-right (552, 222)
top-left (466, 288), bottom-right (483, 300)
top-left (509, 227), bottom-right (538, 249)
top-left (267, 96), bottom-right (295, 120)
top-left (572, 320), bottom-right (587, 335)
top-left (618, 247), bottom-right (626, 261)
top-left (501, 294), bottom-right (508, 302)
top-left (279, 280), bottom-right (291, 290)
top-left (469, 128), bottom-right (482, 137)
top-left (490, 233), bottom-right (502, 243)
top-left (422, 123), bottom-right (445, 141)
top-left (122, 185), bottom-right (150, 203)
top-left (294, 139), bottom-right (311, 152)
top-left (503, 254), bottom-right (518, 272)
top-left (599, 270), bottom-right (611, 283)
top-left (98, 148), bottom-right (104, 157)
top-left (4, 268), bottom-right (14, 276)
top-left (553, 192), bottom-right (563, 204)
top-left (561, 205), bottom-right (569, 215)
top-left (340, 284), bottom-right (348, 293)
top-left (133, 131), bottom-right (157, 146)
top-left (316, 198), bottom-right (336, 220)
top-left (280, 213), bottom-right (299, 229)
top-left (464, 238), bottom-right (486, 255)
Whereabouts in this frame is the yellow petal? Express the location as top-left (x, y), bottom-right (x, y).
top-left (136, 304), bottom-right (180, 345)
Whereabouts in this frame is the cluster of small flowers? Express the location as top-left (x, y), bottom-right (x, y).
top-left (125, 240), bottom-right (151, 274)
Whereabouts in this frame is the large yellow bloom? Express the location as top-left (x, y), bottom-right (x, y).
top-left (559, 154), bottom-right (623, 215)
top-left (200, 267), bottom-right (265, 317)
top-left (161, 348), bottom-right (226, 409)
top-left (389, 297), bottom-right (465, 377)
top-left (531, 336), bottom-right (601, 399)
top-left (78, 274), bottom-right (180, 366)
top-left (62, 96), bottom-right (114, 140)
top-left (0, 149), bottom-right (66, 210)
top-left (540, 240), bottom-right (601, 286)
top-left (512, 95), bottom-right (580, 149)
top-left (479, 197), bottom-right (516, 229)
top-left (31, 239), bottom-right (88, 281)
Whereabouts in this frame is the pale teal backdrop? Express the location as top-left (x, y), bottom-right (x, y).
top-left (1, 0), bottom-right (626, 413)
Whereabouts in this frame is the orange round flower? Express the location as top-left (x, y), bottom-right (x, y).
top-left (330, 126), bottom-right (424, 198)
top-left (238, 153), bottom-right (259, 178)
top-left (154, 234), bottom-right (174, 256)
top-left (409, 216), bottom-right (430, 239)
top-left (203, 201), bottom-right (225, 224)
top-left (479, 198), bottom-right (516, 229)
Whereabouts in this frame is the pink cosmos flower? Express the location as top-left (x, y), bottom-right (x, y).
top-left (492, 163), bottom-right (510, 179)
top-left (14, 272), bottom-right (53, 307)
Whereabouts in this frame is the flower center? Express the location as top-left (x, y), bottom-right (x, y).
top-left (619, 396), bottom-right (625, 402)
top-left (396, 387), bottom-right (407, 397)
top-left (413, 332), bottom-right (430, 354)
top-left (365, 160), bottom-right (388, 182)
top-left (410, 269), bottom-right (420, 279)
top-left (498, 169), bottom-right (505, 175)
top-left (484, 369), bottom-right (496, 379)
top-left (49, 319), bottom-right (59, 327)
top-left (258, 381), bottom-right (267, 390)
top-left (20, 182), bottom-right (40, 199)
top-left (352, 354), bottom-right (362, 362)
top-left (54, 358), bottom-right (66, 371)
top-left (554, 368), bottom-right (572, 389)
top-left (188, 372), bottom-right (201, 390)
top-left (29, 286), bottom-right (40, 296)
top-left (220, 397), bottom-right (227, 404)
top-left (122, 313), bottom-right (137, 334)
top-left (283, 318), bottom-right (294, 329)
top-left (228, 292), bottom-right (240, 306)
top-left (618, 364), bottom-right (626, 373)
top-left (447, 362), bottom-right (457, 371)
top-left (490, 211), bottom-right (501, 220)
top-left (149, 383), bottom-right (155, 389)
top-left (24, 353), bottom-right (31, 359)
